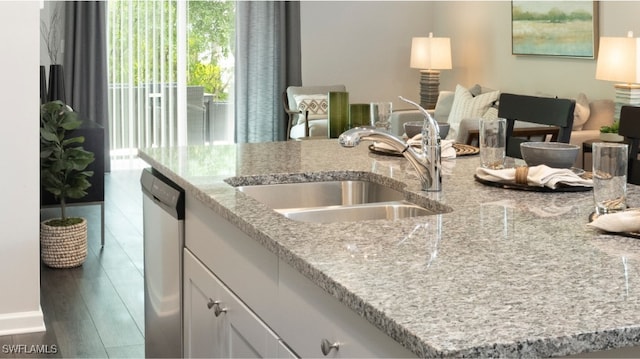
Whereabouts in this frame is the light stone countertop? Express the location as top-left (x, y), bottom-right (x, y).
top-left (139, 139), bottom-right (640, 358)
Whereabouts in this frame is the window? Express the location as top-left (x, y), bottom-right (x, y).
top-left (107, 0), bottom-right (235, 158)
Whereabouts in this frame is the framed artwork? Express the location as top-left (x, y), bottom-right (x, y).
top-left (512, 1), bottom-right (598, 58)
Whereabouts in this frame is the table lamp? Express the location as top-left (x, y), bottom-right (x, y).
top-left (410, 33), bottom-right (452, 110)
top-left (595, 31), bottom-right (640, 121)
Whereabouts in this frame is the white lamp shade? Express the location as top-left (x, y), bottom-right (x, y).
top-left (410, 36), bottom-right (452, 70)
top-left (596, 36), bottom-right (640, 84)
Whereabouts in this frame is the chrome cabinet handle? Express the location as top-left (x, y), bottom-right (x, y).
top-left (320, 339), bottom-right (339, 356)
top-left (206, 299), bottom-right (227, 316)
top-left (214, 302), bottom-right (227, 317)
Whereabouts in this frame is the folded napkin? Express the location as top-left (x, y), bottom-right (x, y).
top-left (587, 209), bottom-right (640, 233)
top-left (475, 165), bottom-right (592, 189)
top-left (374, 135), bottom-right (456, 159)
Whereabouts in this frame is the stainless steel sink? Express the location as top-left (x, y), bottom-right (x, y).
top-left (237, 180), bottom-right (404, 210)
top-left (237, 180), bottom-right (436, 223)
top-left (277, 201), bottom-right (434, 223)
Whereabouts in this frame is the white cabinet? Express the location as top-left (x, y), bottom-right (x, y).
top-left (184, 193), bottom-right (415, 358)
top-left (185, 193), bottom-right (279, 327)
top-left (276, 261), bottom-right (416, 358)
top-left (184, 249), bottom-right (287, 358)
top-left (183, 249), bottom-right (225, 358)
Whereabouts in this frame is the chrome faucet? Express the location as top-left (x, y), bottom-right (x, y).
top-left (338, 96), bottom-right (442, 192)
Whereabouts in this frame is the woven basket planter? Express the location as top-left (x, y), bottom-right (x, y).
top-left (40, 217), bottom-right (88, 268)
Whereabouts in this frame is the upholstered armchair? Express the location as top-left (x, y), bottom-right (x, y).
top-left (283, 84), bottom-right (346, 139)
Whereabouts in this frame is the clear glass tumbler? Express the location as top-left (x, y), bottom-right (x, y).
top-left (593, 142), bottom-right (628, 214)
top-left (479, 118), bottom-right (506, 169)
top-left (370, 102), bottom-right (392, 131)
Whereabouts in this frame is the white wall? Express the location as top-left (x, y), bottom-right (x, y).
top-left (301, 1), bottom-right (433, 110)
top-left (0, 1), bottom-right (45, 335)
top-left (301, 1), bottom-right (640, 110)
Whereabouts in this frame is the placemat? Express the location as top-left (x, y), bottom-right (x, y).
top-left (453, 143), bottom-right (479, 156)
top-left (474, 174), bottom-right (593, 192)
top-left (368, 143), bottom-right (479, 157)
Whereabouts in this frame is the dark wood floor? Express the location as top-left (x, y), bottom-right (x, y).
top-left (1, 160), bottom-right (147, 358)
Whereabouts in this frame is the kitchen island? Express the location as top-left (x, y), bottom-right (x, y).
top-left (139, 139), bottom-right (640, 358)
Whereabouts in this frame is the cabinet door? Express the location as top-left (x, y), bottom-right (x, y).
top-left (184, 249), bottom-right (226, 358)
top-left (277, 340), bottom-right (299, 359)
top-left (184, 249), bottom-right (281, 358)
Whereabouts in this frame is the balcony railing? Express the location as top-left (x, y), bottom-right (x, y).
top-left (108, 84), bottom-right (233, 156)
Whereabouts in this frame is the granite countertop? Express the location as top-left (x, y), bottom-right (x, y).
top-left (139, 139), bottom-right (640, 358)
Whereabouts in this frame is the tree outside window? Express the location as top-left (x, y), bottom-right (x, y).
top-left (187, 0), bottom-right (235, 101)
top-left (108, 0), bottom-right (236, 151)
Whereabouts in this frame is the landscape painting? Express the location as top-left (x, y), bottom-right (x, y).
top-left (512, 1), bottom-right (597, 58)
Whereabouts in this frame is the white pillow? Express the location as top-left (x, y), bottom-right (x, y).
top-left (293, 94), bottom-right (328, 125)
top-left (446, 84), bottom-right (500, 141)
top-left (573, 93), bottom-right (590, 130)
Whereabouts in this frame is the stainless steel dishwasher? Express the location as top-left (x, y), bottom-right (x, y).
top-left (141, 168), bottom-right (185, 358)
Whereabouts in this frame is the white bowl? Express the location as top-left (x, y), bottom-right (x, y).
top-left (599, 133), bottom-right (624, 142)
top-left (403, 121), bottom-right (449, 139)
top-left (520, 142), bottom-right (579, 168)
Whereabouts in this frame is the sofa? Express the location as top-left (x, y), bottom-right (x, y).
top-left (390, 85), bottom-right (614, 169)
top-left (569, 94), bottom-right (615, 169)
top-left (390, 84), bottom-right (500, 141)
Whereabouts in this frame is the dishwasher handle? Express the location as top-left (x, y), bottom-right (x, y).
top-left (141, 167), bottom-right (185, 220)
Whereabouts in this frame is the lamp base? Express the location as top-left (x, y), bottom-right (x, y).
top-left (419, 70), bottom-right (440, 110)
top-left (614, 83), bottom-right (640, 121)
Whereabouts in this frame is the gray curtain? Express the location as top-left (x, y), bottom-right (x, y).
top-left (235, 1), bottom-right (302, 143)
top-left (64, 1), bottom-right (110, 172)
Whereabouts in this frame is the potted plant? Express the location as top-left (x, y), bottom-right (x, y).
top-left (600, 121), bottom-right (623, 142)
top-left (40, 101), bottom-right (95, 268)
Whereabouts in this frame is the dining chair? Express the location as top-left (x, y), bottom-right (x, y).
top-left (498, 93), bottom-right (576, 159)
top-left (619, 105), bottom-right (640, 185)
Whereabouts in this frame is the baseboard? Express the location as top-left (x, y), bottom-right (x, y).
top-left (0, 308), bottom-right (45, 336)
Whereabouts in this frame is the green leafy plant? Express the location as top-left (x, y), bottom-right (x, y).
top-left (40, 101), bottom-right (95, 225)
top-left (600, 121), bottom-right (620, 133)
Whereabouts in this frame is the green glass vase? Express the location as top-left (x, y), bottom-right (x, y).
top-left (349, 103), bottom-right (371, 128)
top-left (328, 91), bottom-right (350, 138)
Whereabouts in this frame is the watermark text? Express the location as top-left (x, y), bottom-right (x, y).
top-left (2, 344), bottom-right (58, 355)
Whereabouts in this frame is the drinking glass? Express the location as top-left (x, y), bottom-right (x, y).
top-left (370, 102), bottom-right (392, 131)
top-left (479, 118), bottom-right (506, 169)
top-left (350, 103), bottom-right (371, 128)
top-left (593, 142), bottom-right (628, 214)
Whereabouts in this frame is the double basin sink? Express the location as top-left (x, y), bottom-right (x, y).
top-left (237, 180), bottom-right (435, 223)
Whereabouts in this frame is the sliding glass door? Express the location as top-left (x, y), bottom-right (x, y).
top-left (107, 0), bottom-right (235, 157)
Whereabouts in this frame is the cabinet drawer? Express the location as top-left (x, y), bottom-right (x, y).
top-left (184, 249), bottom-right (283, 358)
top-left (185, 193), bottom-right (278, 326)
top-left (276, 262), bottom-right (416, 358)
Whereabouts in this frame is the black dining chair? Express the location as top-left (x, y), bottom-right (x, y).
top-left (498, 93), bottom-right (576, 159)
top-left (619, 105), bottom-right (640, 185)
